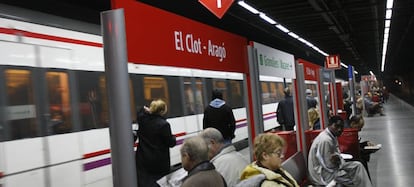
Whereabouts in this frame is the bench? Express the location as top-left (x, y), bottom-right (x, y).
top-left (281, 151), bottom-right (308, 187)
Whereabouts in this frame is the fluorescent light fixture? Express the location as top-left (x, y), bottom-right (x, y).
top-left (386, 9), bottom-right (392, 19)
top-left (354, 71), bottom-right (359, 74)
top-left (288, 32), bottom-right (299, 38)
top-left (386, 0), bottom-right (394, 9)
top-left (369, 71), bottom-right (374, 76)
top-left (384, 33), bottom-right (389, 40)
top-left (259, 13), bottom-right (276, 24)
top-left (384, 27), bottom-right (390, 34)
top-left (275, 24), bottom-right (289, 33)
top-left (385, 20), bottom-right (391, 27)
top-left (382, 46), bottom-right (387, 55)
top-left (340, 62), bottom-right (348, 68)
top-left (237, 1), bottom-right (259, 14)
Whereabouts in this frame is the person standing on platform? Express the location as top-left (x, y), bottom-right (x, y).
top-left (306, 89), bottom-right (318, 109)
top-left (308, 115), bottom-right (372, 187)
top-left (135, 99), bottom-right (176, 187)
top-left (200, 128), bottom-right (249, 187)
top-left (276, 87), bottom-right (295, 131)
top-left (180, 136), bottom-right (227, 187)
top-left (203, 89), bottom-right (236, 144)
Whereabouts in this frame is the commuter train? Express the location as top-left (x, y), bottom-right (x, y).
top-left (0, 11), bottom-right (292, 186)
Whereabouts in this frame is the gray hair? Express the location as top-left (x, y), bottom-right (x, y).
top-left (181, 136), bottom-right (208, 162)
top-left (199, 128), bottom-right (225, 144)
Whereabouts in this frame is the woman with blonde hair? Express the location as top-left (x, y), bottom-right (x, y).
top-left (135, 99), bottom-right (176, 187)
top-left (237, 133), bottom-right (299, 187)
top-left (308, 107), bottom-right (320, 130)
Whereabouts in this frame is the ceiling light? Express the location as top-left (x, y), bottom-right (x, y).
top-left (386, 0), bottom-right (394, 9)
top-left (340, 62), bottom-right (348, 68)
top-left (237, 1), bottom-right (259, 14)
top-left (275, 24), bottom-right (289, 33)
top-left (384, 28), bottom-right (389, 34)
top-left (259, 13), bottom-right (276, 24)
top-left (385, 20), bottom-right (391, 27)
top-left (369, 71), bottom-right (374, 76)
top-left (385, 9), bottom-right (392, 19)
top-left (288, 32), bottom-right (299, 38)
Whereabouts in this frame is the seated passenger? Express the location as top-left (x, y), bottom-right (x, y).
top-left (349, 115), bottom-right (380, 180)
top-left (308, 107), bottom-right (321, 130)
top-left (200, 128), bottom-right (249, 187)
top-left (308, 115), bottom-right (372, 187)
top-left (180, 136), bottom-right (226, 187)
top-left (237, 133), bottom-right (299, 187)
top-left (364, 92), bottom-right (385, 116)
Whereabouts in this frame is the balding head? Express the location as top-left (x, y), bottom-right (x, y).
top-left (200, 128), bottom-right (225, 159)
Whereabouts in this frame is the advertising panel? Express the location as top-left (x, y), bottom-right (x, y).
top-left (253, 42), bottom-right (295, 78)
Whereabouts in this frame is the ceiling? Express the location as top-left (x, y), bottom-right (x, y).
top-left (1, 0), bottom-right (413, 84)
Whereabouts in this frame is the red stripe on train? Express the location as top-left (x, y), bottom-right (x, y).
top-left (83, 131), bottom-right (186, 159)
top-left (0, 27), bottom-right (103, 47)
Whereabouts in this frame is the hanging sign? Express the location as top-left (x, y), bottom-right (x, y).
top-left (325, 55), bottom-right (341, 69)
top-left (199, 0), bottom-right (234, 19)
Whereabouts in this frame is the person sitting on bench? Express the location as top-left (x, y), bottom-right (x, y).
top-left (308, 115), bottom-right (372, 187)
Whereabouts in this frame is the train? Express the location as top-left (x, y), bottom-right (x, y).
top-left (0, 8), bottom-right (293, 187)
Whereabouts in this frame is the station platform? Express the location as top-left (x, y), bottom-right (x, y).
top-left (238, 94), bottom-right (414, 187)
top-left (362, 94), bottom-right (414, 186)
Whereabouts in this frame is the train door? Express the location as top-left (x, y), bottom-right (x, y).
top-left (37, 46), bottom-right (82, 187)
top-left (0, 42), bottom-right (50, 186)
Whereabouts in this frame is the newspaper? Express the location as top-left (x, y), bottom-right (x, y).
top-left (156, 168), bottom-right (188, 187)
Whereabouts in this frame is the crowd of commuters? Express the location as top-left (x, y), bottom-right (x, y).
top-left (134, 88), bottom-right (381, 187)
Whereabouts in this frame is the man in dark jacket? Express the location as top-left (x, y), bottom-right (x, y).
top-left (276, 87), bottom-right (295, 131)
top-left (180, 136), bottom-right (227, 187)
top-left (203, 89), bottom-right (236, 144)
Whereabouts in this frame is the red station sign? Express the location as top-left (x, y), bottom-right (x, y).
top-left (111, 0), bottom-right (247, 73)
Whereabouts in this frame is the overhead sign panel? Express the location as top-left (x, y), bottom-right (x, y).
top-left (325, 55), bottom-right (341, 69)
top-left (253, 42), bottom-right (295, 79)
top-left (297, 58), bottom-right (321, 81)
top-left (199, 0), bottom-right (234, 19)
top-left (111, 0), bottom-right (247, 73)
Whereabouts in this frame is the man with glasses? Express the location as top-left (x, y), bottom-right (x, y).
top-left (308, 115), bottom-right (372, 187)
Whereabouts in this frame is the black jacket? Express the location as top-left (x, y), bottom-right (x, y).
top-left (203, 99), bottom-right (236, 140)
top-left (276, 96), bottom-right (295, 127)
top-left (135, 107), bottom-right (176, 174)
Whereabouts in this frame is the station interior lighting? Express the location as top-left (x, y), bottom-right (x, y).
top-left (381, 0), bottom-right (394, 72)
top-left (237, 0), bottom-right (357, 73)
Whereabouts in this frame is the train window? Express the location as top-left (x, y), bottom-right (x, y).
top-left (77, 72), bottom-right (109, 130)
top-left (46, 72), bottom-right (72, 134)
top-left (194, 78), bottom-right (205, 114)
top-left (143, 76), bottom-right (170, 110)
top-left (275, 82), bottom-right (285, 101)
top-left (183, 78), bottom-right (205, 115)
top-left (5, 69), bottom-right (38, 140)
top-left (212, 79), bottom-right (228, 101)
top-left (183, 78), bottom-right (194, 114)
top-left (261, 82), bottom-right (271, 104)
top-left (230, 80), bottom-right (244, 108)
